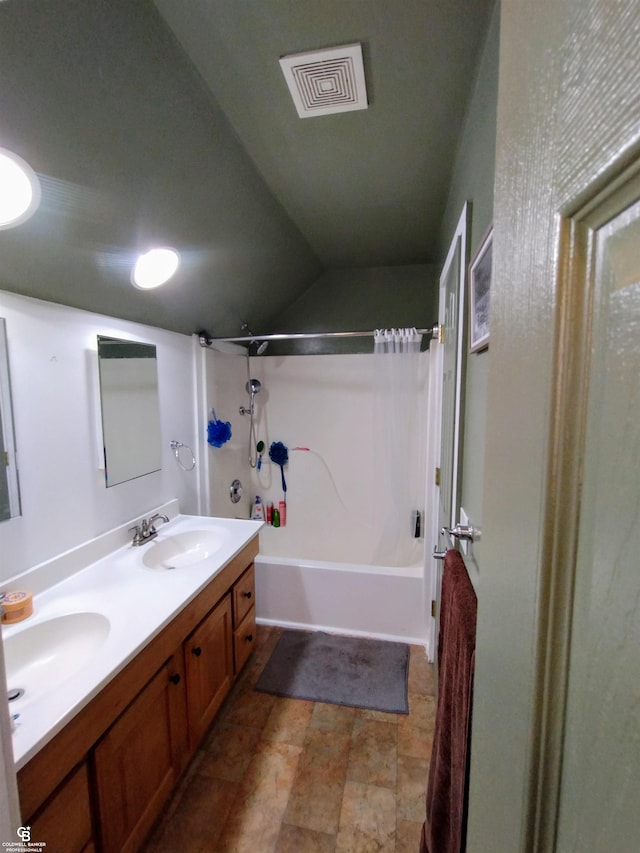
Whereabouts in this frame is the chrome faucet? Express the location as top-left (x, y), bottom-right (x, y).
top-left (130, 513), bottom-right (170, 546)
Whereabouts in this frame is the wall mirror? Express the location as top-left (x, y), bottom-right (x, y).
top-left (97, 336), bottom-right (161, 487)
top-left (0, 318), bottom-right (21, 521)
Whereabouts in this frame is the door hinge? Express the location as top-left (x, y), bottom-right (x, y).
top-left (434, 466), bottom-right (441, 486)
top-left (431, 600), bottom-right (437, 619)
top-left (436, 323), bottom-right (445, 344)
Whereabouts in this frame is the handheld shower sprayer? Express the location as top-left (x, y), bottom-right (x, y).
top-left (240, 323), bottom-right (267, 467)
top-left (240, 378), bottom-right (261, 415)
top-left (240, 378), bottom-right (263, 467)
top-left (246, 378), bottom-right (262, 398)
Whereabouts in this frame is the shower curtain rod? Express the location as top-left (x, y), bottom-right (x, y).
top-left (198, 325), bottom-right (439, 347)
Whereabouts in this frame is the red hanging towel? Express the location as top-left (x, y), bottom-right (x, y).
top-left (421, 548), bottom-right (477, 853)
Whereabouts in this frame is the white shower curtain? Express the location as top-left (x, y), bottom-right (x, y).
top-left (373, 328), bottom-right (425, 566)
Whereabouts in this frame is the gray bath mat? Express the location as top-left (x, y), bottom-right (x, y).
top-left (256, 630), bottom-right (409, 714)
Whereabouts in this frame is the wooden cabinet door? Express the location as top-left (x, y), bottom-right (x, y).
top-left (28, 762), bottom-right (93, 853)
top-left (184, 593), bottom-right (233, 751)
top-left (93, 655), bottom-right (186, 853)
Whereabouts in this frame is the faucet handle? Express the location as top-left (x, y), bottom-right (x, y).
top-left (129, 524), bottom-right (144, 545)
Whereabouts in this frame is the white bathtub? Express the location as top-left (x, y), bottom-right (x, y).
top-left (254, 553), bottom-right (428, 645)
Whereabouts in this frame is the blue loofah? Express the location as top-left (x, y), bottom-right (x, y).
top-left (207, 417), bottom-right (232, 448)
top-left (269, 441), bottom-right (288, 493)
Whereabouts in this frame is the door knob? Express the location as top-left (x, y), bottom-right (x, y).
top-left (441, 524), bottom-right (476, 542)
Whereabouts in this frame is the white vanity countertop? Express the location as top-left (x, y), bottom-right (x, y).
top-left (2, 512), bottom-right (263, 770)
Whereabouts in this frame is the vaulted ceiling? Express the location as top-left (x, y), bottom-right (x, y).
top-left (0, 0), bottom-right (494, 337)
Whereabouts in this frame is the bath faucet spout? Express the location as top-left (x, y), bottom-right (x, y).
top-left (130, 513), bottom-right (170, 546)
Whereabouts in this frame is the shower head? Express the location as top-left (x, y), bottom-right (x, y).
top-left (242, 323), bottom-right (269, 355)
top-left (246, 378), bottom-right (261, 396)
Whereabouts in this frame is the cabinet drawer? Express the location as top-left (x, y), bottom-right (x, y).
top-left (232, 563), bottom-right (255, 627)
top-left (234, 606), bottom-right (256, 673)
top-left (29, 762), bottom-right (93, 853)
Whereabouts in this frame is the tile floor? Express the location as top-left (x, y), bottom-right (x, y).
top-left (145, 625), bottom-right (435, 852)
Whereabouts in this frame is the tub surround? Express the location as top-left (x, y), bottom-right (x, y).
top-left (206, 350), bottom-right (431, 648)
top-left (206, 352), bottom-right (429, 563)
top-left (3, 504), bottom-right (263, 770)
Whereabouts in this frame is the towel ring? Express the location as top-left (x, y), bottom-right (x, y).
top-left (170, 440), bottom-right (196, 471)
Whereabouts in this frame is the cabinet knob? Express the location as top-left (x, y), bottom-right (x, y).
top-left (169, 673), bottom-right (181, 685)
top-left (245, 634), bottom-right (253, 643)
top-left (192, 646), bottom-right (202, 657)
top-left (243, 591), bottom-right (252, 599)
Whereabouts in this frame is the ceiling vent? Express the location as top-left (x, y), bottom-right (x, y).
top-left (279, 43), bottom-right (368, 118)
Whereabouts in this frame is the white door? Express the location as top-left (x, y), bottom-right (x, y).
top-left (437, 203), bottom-right (468, 542)
top-left (428, 203), bottom-right (469, 672)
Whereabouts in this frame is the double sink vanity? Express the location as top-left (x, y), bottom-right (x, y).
top-left (2, 505), bottom-right (263, 852)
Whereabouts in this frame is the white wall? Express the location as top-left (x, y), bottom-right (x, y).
top-left (205, 350), bottom-right (428, 566)
top-left (0, 291), bottom-right (199, 582)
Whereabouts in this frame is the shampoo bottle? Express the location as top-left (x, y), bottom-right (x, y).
top-left (252, 496), bottom-right (264, 520)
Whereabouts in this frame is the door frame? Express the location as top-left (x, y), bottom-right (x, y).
top-left (527, 158), bottom-right (640, 850)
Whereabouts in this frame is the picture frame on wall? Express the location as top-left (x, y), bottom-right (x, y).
top-left (469, 226), bottom-right (492, 352)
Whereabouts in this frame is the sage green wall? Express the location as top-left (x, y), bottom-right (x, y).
top-left (268, 264), bottom-right (439, 354)
top-left (437, 1), bottom-right (499, 572)
top-left (467, 2), bottom-right (640, 847)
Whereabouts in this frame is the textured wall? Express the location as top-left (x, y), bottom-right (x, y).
top-left (467, 1), bottom-right (640, 849)
top-left (436, 2), bottom-right (500, 575)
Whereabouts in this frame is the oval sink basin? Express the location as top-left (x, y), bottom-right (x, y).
top-left (142, 529), bottom-right (229, 569)
top-left (4, 612), bottom-right (110, 706)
